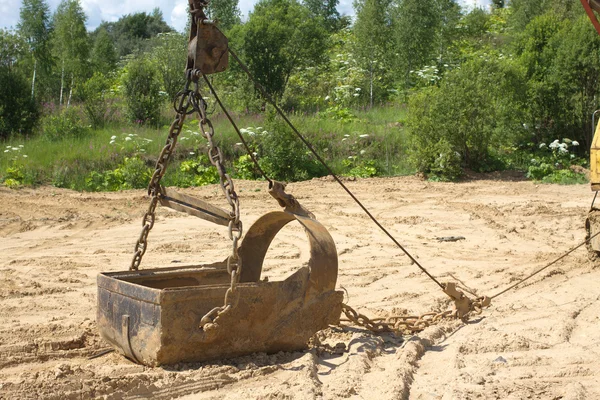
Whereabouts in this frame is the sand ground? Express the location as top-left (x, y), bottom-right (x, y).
top-left (1, 174), bottom-right (599, 399)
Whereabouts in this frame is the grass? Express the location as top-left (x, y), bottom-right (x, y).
top-left (0, 103), bottom-right (413, 191)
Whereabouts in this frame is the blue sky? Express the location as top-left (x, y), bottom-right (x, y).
top-left (0, 0), bottom-right (491, 33)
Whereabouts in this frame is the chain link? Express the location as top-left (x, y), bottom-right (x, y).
top-left (188, 70), bottom-right (244, 332)
top-left (341, 294), bottom-right (489, 335)
top-left (129, 84), bottom-right (191, 271)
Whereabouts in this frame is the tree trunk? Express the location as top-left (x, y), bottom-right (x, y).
top-left (31, 59), bottom-right (37, 100)
top-left (59, 61), bottom-right (65, 106)
top-left (67, 74), bottom-right (74, 108)
top-left (369, 62), bottom-right (373, 109)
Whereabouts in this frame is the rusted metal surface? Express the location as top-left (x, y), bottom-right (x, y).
top-left (98, 211), bottom-right (342, 366)
top-left (159, 187), bottom-right (230, 226)
top-left (187, 0), bottom-right (228, 74)
top-left (340, 282), bottom-right (490, 335)
top-left (586, 210), bottom-right (600, 252)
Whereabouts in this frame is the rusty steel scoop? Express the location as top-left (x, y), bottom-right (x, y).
top-left (97, 209), bottom-right (343, 366)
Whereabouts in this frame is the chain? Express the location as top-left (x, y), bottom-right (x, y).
top-left (129, 78), bottom-right (194, 271)
top-left (188, 72), bottom-right (244, 332)
top-left (340, 290), bottom-right (489, 335)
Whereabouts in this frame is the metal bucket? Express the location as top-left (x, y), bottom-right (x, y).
top-left (97, 211), bottom-right (343, 366)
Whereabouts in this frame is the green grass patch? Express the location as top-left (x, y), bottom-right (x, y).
top-left (1, 104), bottom-right (412, 191)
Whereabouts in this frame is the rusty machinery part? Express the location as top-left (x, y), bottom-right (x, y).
top-left (98, 206), bottom-right (343, 365)
top-left (187, 0), bottom-right (228, 74)
top-left (340, 283), bottom-right (491, 335)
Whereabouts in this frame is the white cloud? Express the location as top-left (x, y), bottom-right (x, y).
top-left (1, 0), bottom-right (493, 32)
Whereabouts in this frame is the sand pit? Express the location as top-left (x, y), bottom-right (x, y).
top-left (1, 174), bottom-right (599, 399)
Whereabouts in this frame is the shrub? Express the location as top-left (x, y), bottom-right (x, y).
top-left (0, 67), bottom-right (39, 138)
top-left (407, 55), bottom-right (527, 181)
top-left (122, 57), bottom-right (163, 125)
top-left (85, 157), bottom-right (151, 191)
top-left (259, 113), bottom-right (327, 182)
top-left (41, 106), bottom-right (89, 141)
top-left (77, 72), bottom-right (116, 129)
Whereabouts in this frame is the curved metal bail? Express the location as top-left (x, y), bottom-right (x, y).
top-left (237, 211), bottom-right (338, 294)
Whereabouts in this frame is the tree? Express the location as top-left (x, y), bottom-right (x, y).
top-left (353, 0), bottom-right (393, 107)
top-left (304, 0), bottom-right (340, 32)
top-left (552, 15), bottom-right (600, 148)
top-left (206, 0), bottom-right (241, 32)
top-left (147, 32), bottom-right (187, 100)
top-left (241, 0), bottom-right (328, 101)
top-left (393, 0), bottom-right (440, 84)
top-left (91, 27), bottom-right (117, 76)
top-left (0, 29), bottom-right (39, 137)
top-left (17, 0), bottom-right (53, 99)
top-left (95, 9), bottom-right (173, 58)
top-left (122, 56), bottom-right (162, 125)
top-left (52, 0), bottom-right (89, 107)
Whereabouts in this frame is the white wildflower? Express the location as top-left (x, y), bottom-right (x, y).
top-left (11, 147), bottom-right (19, 151)
top-left (18, 145), bottom-right (23, 148)
top-left (125, 137), bottom-right (132, 141)
top-left (549, 140), bottom-right (560, 149)
top-left (235, 143), bottom-right (243, 146)
top-left (359, 134), bottom-right (369, 138)
top-left (558, 146), bottom-right (568, 154)
top-left (3, 149), bottom-right (9, 153)
top-left (360, 150), bottom-right (366, 155)
top-left (539, 143), bottom-right (546, 148)
top-left (189, 152), bottom-right (195, 155)
top-left (572, 141), bottom-right (579, 146)
top-left (562, 138), bottom-right (572, 144)
top-left (22, 155), bottom-right (27, 158)
top-left (344, 134), bottom-right (350, 137)
top-left (324, 95), bottom-right (330, 101)
top-left (111, 135), bottom-right (117, 140)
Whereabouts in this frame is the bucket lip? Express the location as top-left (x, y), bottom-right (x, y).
top-left (97, 265), bottom-right (317, 305)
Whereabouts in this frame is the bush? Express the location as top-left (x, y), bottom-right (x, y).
top-left (122, 57), bottom-right (163, 125)
top-left (0, 67), bottom-right (39, 138)
top-left (85, 157), bottom-right (151, 191)
top-left (407, 55), bottom-right (527, 181)
top-left (259, 113), bottom-right (327, 182)
top-left (41, 106), bottom-right (89, 141)
top-left (77, 72), bottom-right (116, 129)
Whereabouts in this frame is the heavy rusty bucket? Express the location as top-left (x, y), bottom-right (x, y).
top-left (97, 210), bottom-right (343, 366)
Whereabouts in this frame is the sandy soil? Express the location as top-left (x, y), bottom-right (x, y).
top-left (1, 174), bottom-right (599, 399)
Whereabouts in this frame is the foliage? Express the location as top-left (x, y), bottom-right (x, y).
top-left (147, 32), bottom-right (187, 100)
top-left (77, 72), bottom-right (116, 128)
top-left (41, 106), bottom-right (89, 141)
top-left (206, 0), bottom-right (241, 32)
top-left (0, 66), bottom-right (39, 138)
top-left (85, 157), bottom-right (151, 191)
top-left (172, 155), bottom-right (220, 187)
top-left (52, 0), bottom-right (90, 102)
top-left (407, 54), bottom-right (527, 180)
top-left (241, 0), bottom-right (329, 100)
top-left (90, 27), bottom-right (117, 76)
top-left (259, 113), bottom-right (328, 181)
top-left (94, 8), bottom-right (173, 58)
top-left (121, 57), bottom-right (163, 125)
top-left (527, 139), bottom-right (583, 181)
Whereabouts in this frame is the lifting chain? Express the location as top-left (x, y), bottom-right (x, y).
top-left (128, 69), bottom-right (243, 332)
top-left (129, 77), bottom-right (193, 271)
top-left (340, 283), bottom-right (491, 335)
top-left (190, 72), bottom-right (244, 333)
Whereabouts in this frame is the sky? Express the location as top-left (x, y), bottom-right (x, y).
top-left (0, 0), bottom-right (491, 33)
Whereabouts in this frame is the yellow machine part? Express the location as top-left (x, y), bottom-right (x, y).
top-left (591, 121), bottom-right (600, 191)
